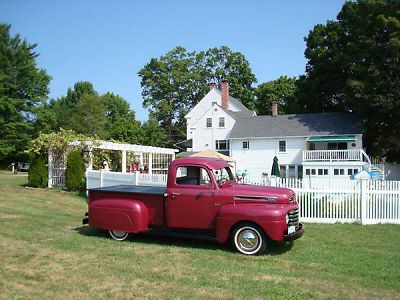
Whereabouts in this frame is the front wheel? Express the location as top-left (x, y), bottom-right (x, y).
top-left (109, 230), bottom-right (129, 241)
top-left (231, 223), bottom-right (267, 255)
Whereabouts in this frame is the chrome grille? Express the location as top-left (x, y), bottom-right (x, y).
top-left (288, 208), bottom-right (299, 226)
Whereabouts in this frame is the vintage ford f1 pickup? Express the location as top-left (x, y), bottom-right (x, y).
top-left (82, 157), bottom-right (303, 255)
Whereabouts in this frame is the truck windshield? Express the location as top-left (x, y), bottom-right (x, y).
top-left (213, 167), bottom-right (236, 185)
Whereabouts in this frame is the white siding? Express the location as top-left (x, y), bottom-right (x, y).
top-left (231, 137), bottom-right (306, 177)
top-left (186, 88), bottom-right (244, 139)
top-left (192, 105), bottom-right (235, 151)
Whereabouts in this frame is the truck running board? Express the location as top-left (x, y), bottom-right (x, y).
top-left (146, 227), bottom-right (218, 242)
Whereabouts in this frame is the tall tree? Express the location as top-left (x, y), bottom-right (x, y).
top-left (255, 76), bottom-right (297, 115)
top-left (138, 46), bottom-right (257, 143)
top-left (0, 24), bottom-right (51, 164)
top-left (297, 0), bottom-right (400, 160)
top-left (103, 92), bottom-right (142, 144)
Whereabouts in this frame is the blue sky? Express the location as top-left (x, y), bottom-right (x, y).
top-left (0, 0), bottom-right (345, 121)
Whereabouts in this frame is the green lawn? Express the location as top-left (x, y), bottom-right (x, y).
top-left (0, 171), bottom-right (399, 299)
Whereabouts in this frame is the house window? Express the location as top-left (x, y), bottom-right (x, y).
top-left (311, 169), bottom-right (316, 175)
top-left (212, 101), bottom-right (217, 107)
top-left (215, 140), bottom-right (229, 150)
top-left (305, 169), bottom-right (310, 176)
top-left (334, 168), bottom-right (345, 176)
top-left (279, 141), bottom-right (286, 152)
top-left (318, 169), bottom-right (323, 175)
top-left (215, 140), bottom-right (230, 156)
top-left (298, 166), bottom-right (303, 179)
top-left (206, 118), bottom-right (212, 128)
top-left (242, 141), bottom-right (249, 149)
top-left (324, 169), bottom-right (328, 175)
top-left (309, 143), bottom-right (316, 150)
top-left (219, 117), bottom-right (225, 127)
top-left (280, 165), bottom-right (287, 178)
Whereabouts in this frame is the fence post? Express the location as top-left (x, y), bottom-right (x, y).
top-left (133, 171), bottom-right (139, 185)
top-left (360, 179), bottom-right (368, 224)
top-left (100, 170), bottom-right (104, 188)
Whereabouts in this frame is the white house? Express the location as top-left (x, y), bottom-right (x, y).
top-left (181, 81), bottom-right (383, 179)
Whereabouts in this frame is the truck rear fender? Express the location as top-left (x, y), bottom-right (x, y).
top-left (215, 204), bottom-right (286, 243)
top-left (89, 199), bottom-right (149, 233)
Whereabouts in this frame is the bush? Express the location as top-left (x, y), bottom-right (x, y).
top-left (28, 154), bottom-right (48, 188)
top-left (65, 150), bottom-right (85, 191)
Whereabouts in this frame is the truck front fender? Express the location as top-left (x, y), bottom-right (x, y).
top-left (215, 204), bottom-right (287, 243)
top-left (89, 199), bottom-right (149, 233)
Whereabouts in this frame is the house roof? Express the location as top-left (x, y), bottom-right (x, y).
top-left (229, 112), bottom-right (363, 139)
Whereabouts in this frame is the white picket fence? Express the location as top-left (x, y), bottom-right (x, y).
top-left (86, 171), bottom-right (400, 225)
top-left (86, 170), bottom-right (167, 189)
top-left (267, 177), bottom-right (400, 224)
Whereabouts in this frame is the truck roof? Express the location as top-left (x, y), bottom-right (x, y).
top-left (171, 157), bottom-right (232, 170)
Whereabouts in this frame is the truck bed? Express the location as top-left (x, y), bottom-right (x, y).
top-left (89, 185), bottom-right (166, 195)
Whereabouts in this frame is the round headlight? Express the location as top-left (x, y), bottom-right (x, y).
top-left (285, 214), bottom-right (289, 224)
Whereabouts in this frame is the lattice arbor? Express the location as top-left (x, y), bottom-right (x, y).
top-left (48, 141), bottom-right (176, 188)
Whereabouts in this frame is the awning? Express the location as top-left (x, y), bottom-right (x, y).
top-left (306, 135), bottom-right (356, 143)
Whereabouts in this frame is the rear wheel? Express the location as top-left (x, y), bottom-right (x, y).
top-left (231, 223), bottom-right (267, 255)
top-left (109, 230), bottom-right (129, 241)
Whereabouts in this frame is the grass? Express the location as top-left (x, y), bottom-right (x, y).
top-left (0, 171), bottom-right (399, 299)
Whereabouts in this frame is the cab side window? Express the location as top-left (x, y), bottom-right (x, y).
top-left (176, 166), bottom-right (211, 186)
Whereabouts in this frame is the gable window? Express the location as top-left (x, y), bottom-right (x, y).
top-left (211, 101), bottom-right (217, 107)
top-left (279, 141), bottom-right (286, 152)
top-left (206, 118), bottom-right (212, 128)
top-left (242, 141), bottom-right (249, 149)
top-left (219, 117), bottom-right (225, 127)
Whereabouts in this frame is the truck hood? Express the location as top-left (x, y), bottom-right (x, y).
top-left (229, 183), bottom-right (295, 204)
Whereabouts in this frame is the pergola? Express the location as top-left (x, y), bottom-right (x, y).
top-left (48, 141), bottom-right (177, 188)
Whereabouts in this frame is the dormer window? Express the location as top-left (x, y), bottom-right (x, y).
top-left (206, 118), bottom-right (212, 128)
top-left (219, 117), bottom-right (225, 127)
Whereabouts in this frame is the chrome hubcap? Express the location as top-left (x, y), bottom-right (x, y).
top-left (237, 229), bottom-right (259, 251)
top-left (112, 230), bottom-right (127, 238)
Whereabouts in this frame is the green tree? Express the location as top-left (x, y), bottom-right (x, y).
top-left (28, 154), bottom-right (47, 188)
top-left (138, 46), bottom-right (257, 143)
top-left (255, 76), bottom-right (297, 115)
top-left (103, 92), bottom-right (143, 144)
top-left (297, 0), bottom-right (400, 160)
top-left (65, 150), bottom-right (85, 191)
top-left (0, 24), bottom-right (51, 164)
top-left (68, 93), bottom-right (108, 138)
top-left (141, 118), bottom-right (168, 147)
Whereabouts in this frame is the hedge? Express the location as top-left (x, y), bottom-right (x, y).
top-left (65, 150), bottom-right (85, 191)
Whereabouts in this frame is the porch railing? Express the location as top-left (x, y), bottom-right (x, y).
top-left (303, 149), bottom-right (363, 162)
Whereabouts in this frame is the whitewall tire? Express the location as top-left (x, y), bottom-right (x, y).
top-left (231, 223), bottom-right (267, 255)
top-left (109, 230), bottom-right (129, 241)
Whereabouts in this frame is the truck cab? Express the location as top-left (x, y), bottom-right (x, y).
top-left (84, 157), bottom-right (303, 255)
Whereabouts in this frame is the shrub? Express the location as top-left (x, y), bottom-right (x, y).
top-left (28, 154), bottom-right (48, 188)
top-left (65, 150), bottom-right (85, 191)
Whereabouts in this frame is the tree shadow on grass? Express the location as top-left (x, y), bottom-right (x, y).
top-left (73, 226), bottom-right (293, 256)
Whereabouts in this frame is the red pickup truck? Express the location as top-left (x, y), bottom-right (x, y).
top-left (82, 157), bottom-right (303, 255)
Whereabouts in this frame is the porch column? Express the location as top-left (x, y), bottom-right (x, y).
top-left (121, 150), bottom-right (127, 173)
top-left (48, 150), bottom-right (53, 188)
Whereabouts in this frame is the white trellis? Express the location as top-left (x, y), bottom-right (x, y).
top-left (48, 141), bottom-right (177, 188)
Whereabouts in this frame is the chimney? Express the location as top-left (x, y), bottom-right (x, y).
top-left (272, 101), bottom-right (278, 117)
top-left (207, 82), bottom-right (216, 90)
top-left (221, 79), bottom-right (229, 109)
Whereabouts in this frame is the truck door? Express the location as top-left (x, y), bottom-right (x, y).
top-left (166, 165), bottom-right (217, 229)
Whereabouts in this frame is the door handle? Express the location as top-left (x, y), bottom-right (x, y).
top-left (171, 192), bottom-right (180, 198)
